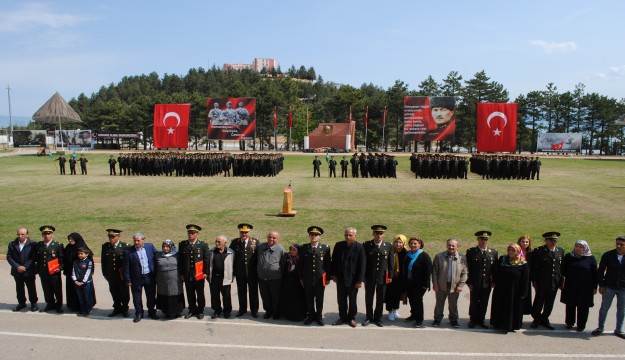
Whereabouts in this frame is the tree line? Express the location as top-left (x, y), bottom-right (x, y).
top-left (27, 65), bottom-right (624, 154)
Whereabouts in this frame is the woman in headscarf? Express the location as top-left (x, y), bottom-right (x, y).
top-left (155, 239), bottom-right (185, 319)
top-left (63, 232), bottom-right (87, 312)
top-left (279, 244), bottom-right (306, 321)
top-left (516, 235), bottom-right (533, 315)
top-left (385, 234), bottom-right (407, 321)
top-left (403, 236), bottom-right (432, 328)
top-left (560, 240), bottom-right (598, 332)
top-left (490, 243), bottom-right (530, 333)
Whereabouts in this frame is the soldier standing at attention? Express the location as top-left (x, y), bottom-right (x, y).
top-left (340, 156), bottom-right (349, 178)
top-left (108, 155), bottom-right (117, 176)
top-left (466, 231), bottom-right (498, 328)
top-left (362, 225), bottom-right (393, 327)
top-left (299, 226), bottom-right (332, 326)
top-left (36, 225), bottom-right (64, 313)
top-left (329, 155), bottom-right (337, 177)
top-left (312, 156), bottom-right (322, 177)
top-left (101, 229), bottom-right (130, 317)
top-left (179, 224), bottom-right (211, 319)
top-left (350, 153), bottom-right (359, 178)
top-left (530, 231), bottom-right (564, 330)
top-left (230, 223), bottom-right (259, 318)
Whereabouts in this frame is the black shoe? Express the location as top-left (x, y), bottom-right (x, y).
top-left (565, 324), bottom-right (574, 329)
top-left (414, 322), bottom-right (424, 328)
top-left (614, 331), bottom-right (625, 339)
top-left (304, 317), bottom-right (314, 325)
top-left (263, 312), bottom-right (272, 319)
top-left (315, 318), bottom-right (324, 326)
top-left (272, 314), bottom-right (280, 320)
top-left (432, 320), bottom-right (441, 327)
top-left (468, 320), bottom-right (476, 328)
top-left (184, 312), bottom-right (195, 319)
top-left (348, 320), bottom-right (358, 328)
top-left (148, 313), bottom-right (159, 320)
top-left (108, 310), bottom-right (121, 317)
top-left (477, 321), bottom-right (489, 329)
top-left (542, 321), bottom-right (555, 330)
top-left (374, 320), bottom-right (384, 327)
top-left (197, 313), bottom-right (204, 320)
top-left (223, 312), bottom-right (231, 319)
top-left (133, 315), bottom-right (142, 323)
top-left (211, 311), bottom-right (221, 319)
top-left (122, 310), bottom-right (130, 318)
top-left (236, 311), bottom-right (247, 317)
top-left (251, 311), bottom-right (258, 318)
top-left (404, 315), bottom-right (417, 322)
top-left (30, 304), bottom-right (39, 312)
top-left (362, 319), bottom-right (371, 327)
top-left (13, 304), bottom-right (27, 312)
top-left (591, 328), bottom-right (603, 336)
top-left (56, 307), bottom-right (64, 313)
top-left (40, 305), bottom-right (54, 313)
top-left (577, 327), bottom-right (585, 332)
top-left (332, 318), bottom-right (345, 326)
top-left (530, 321), bottom-right (539, 328)
top-left (450, 320), bottom-right (459, 328)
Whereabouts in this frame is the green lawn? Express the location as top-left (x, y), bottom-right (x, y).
top-left (1, 152), bottom-right (624, 259)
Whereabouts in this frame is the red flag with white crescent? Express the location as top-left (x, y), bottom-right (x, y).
top-left (551, 141), bottom-right (564, 150)
top-left (349, 106), bottom-right (352, 122)
top-left (288, 111), bottom-right (293, 128)
top-left (273, 107), bottom-right (277, 127)
top-left (154, 104), bottom-right (190, 149)
top-left (477, 103), bottom-right (517, 152)
top-left (382, 107), bottom-right (387, 126)
top-left (364, 106), bottom-right (369, 127)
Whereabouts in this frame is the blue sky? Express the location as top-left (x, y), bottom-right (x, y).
top-left (1, 0), bottom-right (624, 122)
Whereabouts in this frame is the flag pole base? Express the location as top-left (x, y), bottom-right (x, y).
top-left (277, 211), bottom-right (297, 217)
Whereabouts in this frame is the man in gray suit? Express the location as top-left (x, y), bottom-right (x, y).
top-left (432, 238), bottom-right (468, 328)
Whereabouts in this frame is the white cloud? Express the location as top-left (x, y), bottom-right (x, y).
top-left (529, 40), bottom-right (577, 53)
top-left (609, 65), bottom-right (625, 77)
top-left (0, 3), bottom-right (90, 33)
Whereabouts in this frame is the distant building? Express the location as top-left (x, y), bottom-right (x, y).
top-left (224, 58), bottom-right (277, 73)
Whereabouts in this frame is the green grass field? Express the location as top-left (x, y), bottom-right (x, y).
top-left (1, 152), bottom-right (624, 259)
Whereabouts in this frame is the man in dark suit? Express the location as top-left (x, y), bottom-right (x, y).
top-left (362, 225), bottom-right (394, 327)
top-left (312, 156), bottom-right (321, 177)
top-left (466, 231), bottom-right (498, 329)
top-left (7, 227), bottom-right (39, 311)
top-left (35, 225), bottom-right (64, 313)
top-left (229, 223), bottom-right (259, 318)
top-left (179, 224), bottom-right (211, 319)
top-left (331, 227), bottom-right (365, 328)
top-left (530, 231), bottom-right (564, 330)
top-left (123, 232), bottom-right (157, 323)
top-left (101, 228), bottom-right (130, 317)
top-left (299, 226), bottom-right (332, 326)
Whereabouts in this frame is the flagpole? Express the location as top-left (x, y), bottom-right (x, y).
top-left (382, 106), bottom-right (387, 152)
top-left (364, 106), bottom-right (368, 152)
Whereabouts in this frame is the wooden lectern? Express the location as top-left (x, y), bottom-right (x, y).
top-left (278, 180), bottom-right (297, 217)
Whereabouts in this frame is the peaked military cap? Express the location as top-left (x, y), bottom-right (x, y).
top-left (371, 225), bottom-right (388, 232)
top-left (186, 224), bottom-right (202, 232)
top-left (307, 226), bottom-right (324, 235)
top-left (238, 223), bottom-right (253, 232)
top-left (542, 231), bottom-right (561, 240)
top-left (39, 225), bottom-right (56, 233)
top-left (475, 231), bottom-right (492, 238)
top-left (106, 229), bottom-right (122, 236)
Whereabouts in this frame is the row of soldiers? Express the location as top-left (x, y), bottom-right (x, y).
top-left (469, 155), bottom-right (541, 180)
top-left (108, 152), bottom-right (283, 177)
top-left (409, 153), bottom-right (469, 179)
top-left (345, 153), bottom-right (398, 178)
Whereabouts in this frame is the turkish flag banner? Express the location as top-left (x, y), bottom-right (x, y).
top-left (288, 111), bottom-right (293, 128)
top-left (477, 103), bottom-right (517, 153)
top-left (154, 104), bottom-right (190, 148)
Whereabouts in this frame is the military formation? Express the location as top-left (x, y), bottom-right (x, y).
top-left (315, 152), bottom-right (398, 178)
top-left (7, 224), bottom-right (624, 339)
top-left (409, 153), bottom-right (469, 179)
top-left (469, 154), bottom-right (542, 180)
top-left (110, 152), bottom-right (284, 177)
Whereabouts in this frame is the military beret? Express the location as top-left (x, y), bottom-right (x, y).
top-left (475, 231), bottom-right (492, 238)
top-left (307, 226), bottom-right (324, 235)
top-left (106, 229), bottom-right (122, 236)
top-left (371, 225), bottom-right (388, 233)
top-left (238, 223), bottom-right (253, 232)
top-left (186, 224), bottom-right (202, 232)
top-left (39, 225), bottom-right (55, 234)
top-left (542, 231), bottom-right (561, 240)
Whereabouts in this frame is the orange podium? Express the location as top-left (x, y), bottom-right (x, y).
top-left (278, 181), bottom-right (297, 217)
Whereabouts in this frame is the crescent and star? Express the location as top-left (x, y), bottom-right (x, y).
top-left (163, 112), bottom-right (181, 134)
top-left (486, 111), bottom-right (507, 136)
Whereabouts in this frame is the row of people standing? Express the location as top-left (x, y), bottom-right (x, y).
top-left (469, 154), bottom-right (541, 180)
top-left (409, 153), bottom-right (469, 179)
top-left (314, 153), bottom-right (398, 178)
top-left (53, 153), bottom-right (89, 175)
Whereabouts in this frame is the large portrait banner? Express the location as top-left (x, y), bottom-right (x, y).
top-left (537, 133), bottom-right (582, 151)
top-left (403, 96), bottom-right (456, 142)
top-left (207, 97), bottom-right (256, 140)
top-left (13, 130), bottom-right (47, 147)
top-left (55, 130), bottom-right (93, 148)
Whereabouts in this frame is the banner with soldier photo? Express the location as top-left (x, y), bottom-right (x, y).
top-left (13, 130), bottom-right (47, 147)
top-left (537, 133), bottom-right (582, 151)
top-left (55, 130), bottom-right (93, 148)
top-left (206, 97), bottom-right (256, 140)
top-left (403, 96), bottom-right (456, 141)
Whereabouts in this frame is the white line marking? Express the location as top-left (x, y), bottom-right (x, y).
top-left (0, 331), bottom-right (621, 358)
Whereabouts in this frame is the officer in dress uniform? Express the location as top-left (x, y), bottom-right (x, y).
top-left (230, 223), bottom-right (259, 318)
top-left (35, 225), bottom-right (64, 313)
top-left (179, 224), bottom-right (211, 319)
top-left (530, 231), bottom-right (564, 330)
top-left (466, 231), bottom-right (498, 328)
top-left (101, 229), bottom-right (130, 317)
top-left (299, 226), bottom-right (332, 326)
top-left (362, 225), bottom-right (394, 327)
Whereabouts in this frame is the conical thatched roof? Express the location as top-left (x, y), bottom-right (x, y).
top-left (32, 92), bottom-right (82, 124)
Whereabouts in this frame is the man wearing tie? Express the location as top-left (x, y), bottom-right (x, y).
top-left (7, 227), bottom-right (39, 312)
top-left (466, 231), bottom-right (498, 329)
top-left (530, 231), bottom-right (564, 330)
top-left (124, 232), bottom-right (158, 323)
top-left (230, 223), bottom-right (259, 318)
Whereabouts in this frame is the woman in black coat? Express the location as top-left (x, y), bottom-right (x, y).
top-left (385, 234), bottom-right (407, 321)
top-left (63, 233), bottom-right (86, 312)
top-left (279, 244), bottom-right (306, 321)
top-left (403, 236), bottom-right (432, 328)
top-left (560, 240), bottom-right (598, 332)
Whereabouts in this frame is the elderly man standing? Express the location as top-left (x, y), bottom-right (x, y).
top-left (257, 231), bottom-right (286, 320)
top-left (179, 224), bottom-right (210, 320)
top-left (331, 227), bottom-right (365, 328)
top-left (7, 227), bottom-right (39, 312)
top-left (592, 235), bottom-right (625, 339)
top-left (230, 223), bottom-right (259, 318)
top-left (123, 232), bottom-right (157, 323)
top-left (209, 235), bottom-right (235, 319)
top-left (432, 238), bottom-right (468, 328)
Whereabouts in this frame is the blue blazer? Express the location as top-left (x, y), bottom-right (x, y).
top-left (7, 238), bottom-right (37, 277)
top-left (123, 243), bottom-right (156, 284)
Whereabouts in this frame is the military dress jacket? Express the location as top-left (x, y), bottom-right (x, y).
top-left (101, 241), bottom-right (130, 281)
top-left (531, 245), bottom-right (564, 290)
top-left (298, 243), bottom-right (331, 287)
top-left (230, 237), bottom-right (259, 279)
top-left (465, 247), bottom-right (498, 288)
top-left (35, 240), bottom-right (64, 277)
top-left (362, 240), bottom-right (394, 285)
top-left (178, 239), bottom-right (211, 280)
